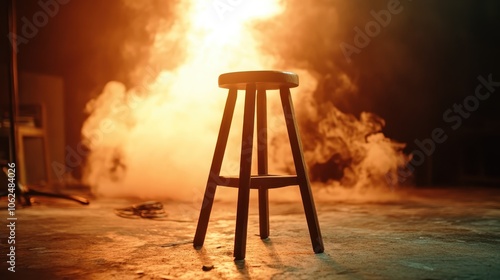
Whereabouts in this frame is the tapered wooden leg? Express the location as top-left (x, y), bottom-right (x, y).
top-left (280, 87), bottom-right (324, 254)
top-left (234, 83), bottom-right (256, 260)
top-left (194, 89), bottom-right (237, 248)
top-left (257, 89), bottom-right (270, 239)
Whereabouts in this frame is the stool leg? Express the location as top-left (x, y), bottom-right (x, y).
top-left (234, 83), bottom-right (256, 260)
top-left (280, 87), bottom-right (324, 254)
top-left (257, 89), bottom-right (270, 239)
top-left (194, 89), bottom-right (237, 248)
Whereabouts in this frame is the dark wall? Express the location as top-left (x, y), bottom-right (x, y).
top-left (12, 0), bottom-right (146, 179)
top-left (265, 0), bottom-right (500, 186)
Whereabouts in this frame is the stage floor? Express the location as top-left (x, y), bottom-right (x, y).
top-left (1, 187), bottom-right (499, 279)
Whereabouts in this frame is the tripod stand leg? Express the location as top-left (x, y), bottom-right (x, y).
top-left (26, 189), bottom-right (90, 205)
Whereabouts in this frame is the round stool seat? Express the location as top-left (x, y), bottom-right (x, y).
top-left (219, 70), bottom-right (299, 90)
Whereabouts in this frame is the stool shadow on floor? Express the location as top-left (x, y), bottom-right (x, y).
top-left (261, 237), bottom-right (285, 269)
top-left (262, 238), bottom-right (357, 276)
top-left (233, 259), bottom-right (250, 278)
top-left (195, 245), bottom-right (251, 278)
top-left (195, 246), bottom-right (212, 262)
top-left (314, 251), bottom-right (359, 276)
top-left (193, 238), bottom-right (350, 278)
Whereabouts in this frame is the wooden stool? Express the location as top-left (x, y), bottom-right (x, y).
top-left (193, 71), bottom-right (324, 260)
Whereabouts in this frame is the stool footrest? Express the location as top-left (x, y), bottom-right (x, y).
top-left (216, 175), bottom-right (299, 189)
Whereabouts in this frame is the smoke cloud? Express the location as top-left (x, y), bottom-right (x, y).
top-left (81, 0), bottom-right (410, 201)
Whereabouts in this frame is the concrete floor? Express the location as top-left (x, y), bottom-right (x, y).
top-left (1, 186), bottom-right (499, 279)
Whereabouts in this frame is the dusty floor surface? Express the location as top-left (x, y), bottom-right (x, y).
top-left (0, 186), bottom-right (499, 279)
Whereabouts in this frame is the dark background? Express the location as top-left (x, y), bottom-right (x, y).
top-left (1, 0), bottom-right (499, 186)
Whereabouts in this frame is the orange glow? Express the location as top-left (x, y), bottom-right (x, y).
top-left (82, 0), bottom-right (408, 201)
